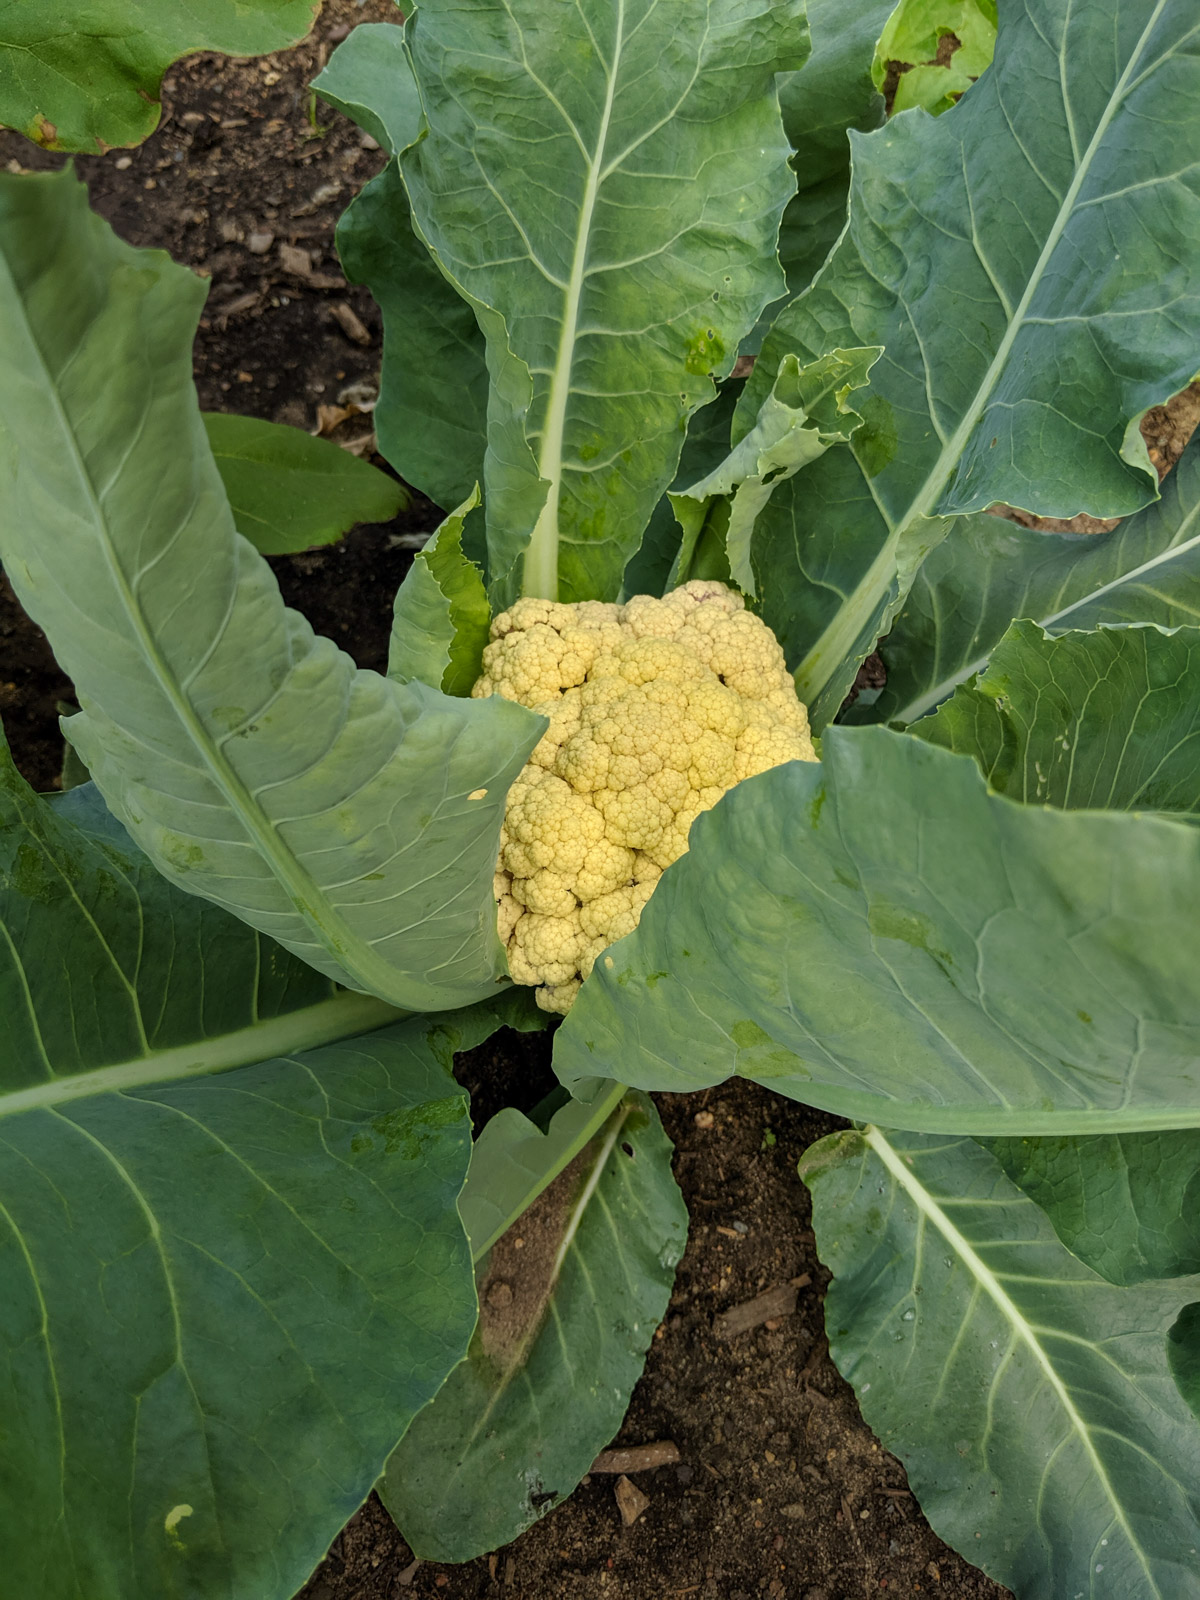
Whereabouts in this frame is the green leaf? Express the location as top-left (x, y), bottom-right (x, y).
top-left (389, 487), bottom-right (492, 696)
top-left (769, 0), bottom-right (892, 314)
top-left (985, 1131), bottom-right (1200, 1287)
top-left (671, 347), bottom-right (880, 597)
top-left (336, 160), bottom-right (492, 515)
top-left (318, 23), bottom-right (492, 514)
top-left (400, 0), bottom-right (809, 602)
top-left (380, 1091), bottom-right (687, 1561)
top-left (0, 167), bottom-right (544, 1014)
top-left (201, 412), bottom-right (405, 555)
top-left (856, 433), bottom-right (1200, 727)
top-left (913, 621), bottom-right (1200, 815)
top-left (0, 0), bottom-right (319, 153)
top-left (311, 21), bottom-right (422, 157)
top-left (802, 1127), bottom-right (1200, 1599)
top-left (458, 1077), bottom-right (628, 1262)
top-left (556, 724), bottom-right (1200, 1135)
top-left (743, 0), bottom-right (1200, 724)
top-left (621, 380), bottom-right (744, 598)
top-left (873, 0), bottom-right (998, 117)
top-left (0, 729), bottom-right (505, 1600)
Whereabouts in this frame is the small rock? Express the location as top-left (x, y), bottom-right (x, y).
top-left (327, 22), bottom-right (353, 41)
top-left (694, 1110), bottom-right (714, 1129)
top-left (180, 111), bottom-right (207, 129)
top-left (279, 242), bottom-right (312, 277)
top-left (310, 181), bottom-right (343, 207)
top-left (114, 156), bottom-right (132, 170)
top-left (486, 1279), bottom-right (513, 1308)
top-left (613, 1475), bottom-right (650, 1527)
top-left (337, 378), bottom-right (379, 409)
top-left (246, 230), bottom-right (274, 255)
top-left (780, 1502), bottom-right (806, 1521)
top-left (360, 132), bottom-right (381, 150)
top-left (330, 302), bottom-right (372, 345)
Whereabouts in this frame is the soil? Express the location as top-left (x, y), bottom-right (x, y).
top-left (0, 12), bottom-right (1019, 1599)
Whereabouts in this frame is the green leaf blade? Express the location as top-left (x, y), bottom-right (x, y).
top-left (402, 0), bottom-right (810, 601)
top-left (0, 167), bottom-right (542, 1014)
top-left (202, 412), bottom-right (405, 555)
top-left (913, 620), bottom-right (1200, 815)
top-left (380, 1091), bottom-right (688, 1561)
top-left (858, 433), bottom-right (1200, 727)
top-left (803, 1127), bottom-right (1200, 1599)
top-left (389, 487), bottom-right (494, 696)
top-left (556, 725), bottom-right (1200, 1135)
top-left (0, 722), bottom-right (527, 1600)
top-left (745, 0), bottom-right (1200, 716)
top-left (985, 1130), bottom-right (1200, 1287)
top-left (0, 0), bottom-right (319, 152)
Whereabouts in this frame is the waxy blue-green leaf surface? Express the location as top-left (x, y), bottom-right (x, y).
top-left (556, 726), bottom-right (1200, 1135)
top-left (0, 733), bottom-right (496, 1600)
top-left (770, 0), bottom-right (892, 313)
top-left (743, 0), bottom-right (1200, 723)
top-left (985, 1130), bottom-right (1200, 1287)
top-left (381, 1091), bottom-right (687, 1561)
top-left (0, 167), bottom-right (543, 1013)
top-left (400, 0), bottom-right (809, 601)
top-left (913, 621), bottom-right (1200, 814)
top-left (0, 0), bottom-right (318, 152)
top-left (318, 24), bottom-right (492, 514)
top-left (856, 430), bottom-right (1200, 727)
top-left (803, 1127), bottom-right (1200, 1599)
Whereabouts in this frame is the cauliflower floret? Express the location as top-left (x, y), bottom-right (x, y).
top-left (474, 580), bottom-right (817, 1012)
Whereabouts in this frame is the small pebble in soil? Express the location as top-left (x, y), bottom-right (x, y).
top-left (694, 1110), bottom-right (715, 1129)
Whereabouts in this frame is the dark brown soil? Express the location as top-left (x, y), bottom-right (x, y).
top-left (0, 13), bottom-right (1010, 1600)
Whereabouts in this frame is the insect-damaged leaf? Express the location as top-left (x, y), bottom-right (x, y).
top-left (380, 1091), bottom-right (687, 1560)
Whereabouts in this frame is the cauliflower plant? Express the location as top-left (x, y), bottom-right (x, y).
top-left (471, 580), bottom-right (818, 1013)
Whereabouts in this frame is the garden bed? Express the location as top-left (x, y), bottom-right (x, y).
top-left (0, 8), bottom-right (1013, 1596)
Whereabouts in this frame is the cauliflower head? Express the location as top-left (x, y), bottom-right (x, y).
top-left (472, 580), bottom-right (817, 1014)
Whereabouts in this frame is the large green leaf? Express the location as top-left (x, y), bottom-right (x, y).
top-left (399, 0), bottom-right (809, 603)
top-left (913, 621), bottom-right (1200, 814)
top-left (317, 25), bottom-right (492, 514)
top-left (985, 1131), bottom-right (1200, 1288)
top-left (556, 724), bottom-right (1200, 1135)
top-left (857, 434), bottom-right (1200, 727)
top-left (742, 0), bottom-right (1200, 724)
top-left (380, 1090), bottom-right (687, 1561)
top-left (0, 733), bottom-right (497, 1600)
top-left (771, 0), bottom-right (893, 311)
top-left (202, 412), bottom-right (406, 556)
top-left (0, 167), bottom-right (544, 1014)
top-left (802, 1127), bottom-right (1200, 1599)
top-left (0, 0), bottom-right (319, 153)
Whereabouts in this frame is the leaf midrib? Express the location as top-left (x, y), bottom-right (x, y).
top-left (794, 0), bottom-right (1170, 704)
top-left (3, 250), bottom-right (427, 1008)
top-left (521, 0), bottom-right (625, 599)
top-left (895, 516), bottom-right (1200, 725)
top-left (865, 1125), bottom-right (1162, 1596)
top-left (0, 991), bottom-right (403, 1121)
